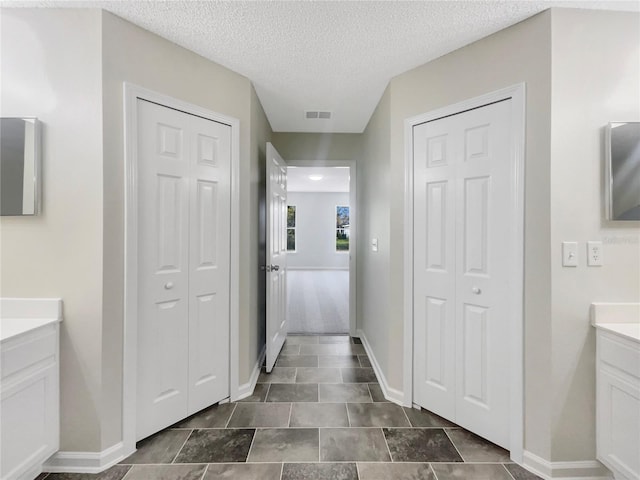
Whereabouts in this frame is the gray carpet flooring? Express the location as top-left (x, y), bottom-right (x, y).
top-left (287, 270), bottom-right (349, 334)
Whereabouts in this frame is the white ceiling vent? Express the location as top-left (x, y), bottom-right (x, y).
top-left (305, 110), bottom-right (332, 120)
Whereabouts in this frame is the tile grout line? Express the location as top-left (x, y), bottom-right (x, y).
top-left (224, 403), bottom-right (239, 428)
top-left (119, 464), bottom-right (134, 480)
top-left (279, 462), bottom-right (284, 480)
top-left (429, 463), bottom-right (441, 480)
top-left (443, 428), bottom-right (466, 462)
top-left (244, 428), bottom-right (258, 463)
top-left (170, 429), bottom-right (195, 464)
top-left (264, 383), bottom-right (272, 403)
top-left (400, 405), bottom-right (413, 427)
top-left (345, 402), bottom-right (352, 428)
top-left (287, 402), bottom-right (293, 427)
top-left (501, 463), bottom-right (518, 480)
top-left (381, 427), bottom-right (395, 462)
top-left (197, 463), bottom-right (209, 480)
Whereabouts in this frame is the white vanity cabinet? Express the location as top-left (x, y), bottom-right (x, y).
top-left (1, 299), bottom-right (62, 480)
top-left (592, 303), bottom-right (640, 480)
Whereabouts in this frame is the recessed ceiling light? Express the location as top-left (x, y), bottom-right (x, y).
top-left (309, 175), bottom-right (323, 181)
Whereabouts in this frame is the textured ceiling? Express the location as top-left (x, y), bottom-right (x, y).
top-left (5, 1), bottom-right (639, 132)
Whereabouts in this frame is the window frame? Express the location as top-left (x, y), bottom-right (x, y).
top-left (335, 204), bottom-right (350, 252)
top-left (286, 204), bottom-right (297, 252)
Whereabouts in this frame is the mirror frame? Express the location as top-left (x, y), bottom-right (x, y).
top-left (0, 117), bottom-right (41, 216)
top-left (605, 121), bottom-right (640, 222)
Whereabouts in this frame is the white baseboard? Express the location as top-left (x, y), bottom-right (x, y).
top-left (523, 450), bottom-right (613, 480)
top-left (43, 441), bottom-right (125, 474)
top-left (236, 345), bottom-right (266, 401)
top-left (356, 329), bottom-right (405, 405)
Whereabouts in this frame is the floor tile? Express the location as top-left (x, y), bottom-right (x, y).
top-left (341, 367), bottom-right (377, 383)
top-left (383, 428), bottom-right (463, 462)
top-left (286, 335), bottom-right (319, 344)
top-left (318, 355), bottom-right (361, 367)
top-left (320, 428), bottom-right (390, 462)
top-left (238, 383), bottom-right (269, 402)
top-left (248, 428), bottom-right (319, 462)
top-left (290, 402), bottom-right (349, 427)
top-left (124, 465), bottom-right (206, 480)
top-left (46, 466), bottom-right (131, 480)
top-left (281, 344), bottom-right (301, 355)
top-left (35, 475), bottom-right (49, 480)
top-left (334, 344), bottom-right (366, 355)
top-left (446, 428), bottom-right (511, 462)
top-left (347, 402), bottom-right (411, 427)
top-left (358, 355), bottom-right (372, 367)
top-left (504, 463), bottom-right (543, 480)
top-left (352, 337), bottom-right (363, 344)
top-left (403, 406), bottom-right (456, 427)
top-left (266, 383), bottom-right (318, 402)
top-left (296, 367), bottom-right (341, 383)
top-left (257, 367), bottom-right (297, 384)
top-left (299, 344), bottom-right (337, 355)
top-left (276, 355), bottom-right (318, 367)
top-left (357, 462), bottom-right (436, 480)
top-left (282, 463), bottom-right (357, 480)
top-left (203, 463), bottom-right (282, 480)
top-left (431, 463), bottom-right (513, 480)
top-left (174, 429), bottom-right (254, 463)
top-left (121, 429), bottom-right (191, 464)
top-left (227, 402), bottom-right (291, 427)
top-left (368, 384), bottom-right (386, 402)
top-left (319, 383), bottom-right (372, 402)
top-left (172, 403), bottom-right (236, 429)
top-left (319, 335), bottom-right (352, 344)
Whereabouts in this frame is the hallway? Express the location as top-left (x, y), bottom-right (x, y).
top-left (40, 335), bottom-right (540, 480)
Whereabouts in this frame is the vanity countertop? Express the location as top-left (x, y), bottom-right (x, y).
top-left (1, 317), bottom-right (62, 343)
top-left (1, 297), bottom-right (63, 343)
top-left (591, 302), bottom-right (640, 344)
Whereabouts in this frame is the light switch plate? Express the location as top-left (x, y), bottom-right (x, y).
top-left (587, 241), bottom-right (603, 266)
top-left (562, 241), bottom-right (578, 267)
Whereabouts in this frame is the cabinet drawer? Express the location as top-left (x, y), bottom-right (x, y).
top-left (1, 326), bottom-right (57, 381)
top-left (599, 331), bottom-right (640, 380)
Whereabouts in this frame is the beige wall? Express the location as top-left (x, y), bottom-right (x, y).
top-left (549, 9), bottom-right (640, 461)
top-left (357, 86), bottom-right (392, 386)
top-left (249, 86), bottom-right (273, 365)
top-left (101, 11), bottom-right (268, 448)
top-left (360, 7), bottom-right (640, 465)
top-left (381, 10), bottom-right (554, 458)
top-left (0, 9), bottom-right (105, 451)
top-left (1, 8), bottom-right (270, 452)
top-left (271, 132), bottom-right (362, 161)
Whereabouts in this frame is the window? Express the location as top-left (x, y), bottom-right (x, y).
top-left (287, 205), bottom-right (296, 251)
top-left (336, 205), bottom-right (350, 251)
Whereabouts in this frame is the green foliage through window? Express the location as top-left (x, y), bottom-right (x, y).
top-left (287, 205), bottom-right (296, 251)
top-left (336, 206), bottom-right (350, 251)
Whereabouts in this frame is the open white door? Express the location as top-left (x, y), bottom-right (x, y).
top-left (265, 143), bottom-right (288, 372)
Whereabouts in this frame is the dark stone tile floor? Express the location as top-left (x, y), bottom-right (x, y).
top-left (41, 335), bottom-right (542, 480)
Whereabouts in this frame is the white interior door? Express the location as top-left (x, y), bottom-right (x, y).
top-left (413, 99), bottom-right (512, 449)
top-left (137, 99), bottom-right (230, 440)
top-left (265, 142), bottom-right (288, 372)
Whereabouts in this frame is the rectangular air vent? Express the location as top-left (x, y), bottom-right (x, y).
top-left (305, 111), bottom-right (332, 120)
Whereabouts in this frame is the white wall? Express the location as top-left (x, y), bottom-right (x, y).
top-left (0, 9), bottom-right (105, 452)
top-left (287, 192), bottom-right (350, 269)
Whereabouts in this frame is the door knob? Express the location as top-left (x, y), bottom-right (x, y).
top-left (472, 286), bottom-right (481, 295)
top-left (164, 282), bottom-right (174, 290)
top-left (265, 265), bottom-right (280, 272)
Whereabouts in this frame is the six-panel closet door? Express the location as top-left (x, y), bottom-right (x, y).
top-left (413, 99), bottom-right (513, 449)
top-left (136, 99), bottom-right (231, 441)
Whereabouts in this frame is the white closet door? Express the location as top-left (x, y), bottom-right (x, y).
top-left (187, 115), bottom-right (231, 413)
top-left (137, 99), bottom-right (231, 440)
top-left (413, 114), bottom-right (457, 420)
top-left (413, 99), bottom-right (512, 449)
